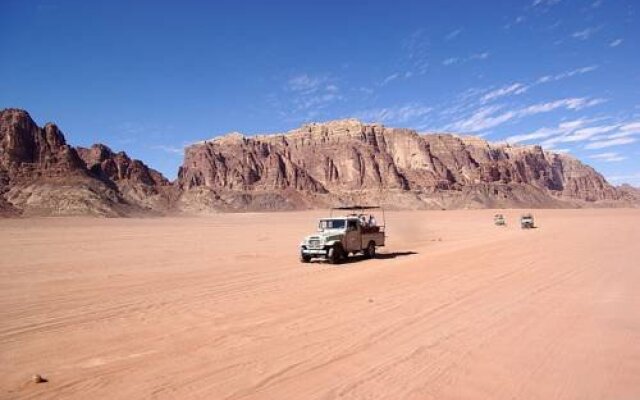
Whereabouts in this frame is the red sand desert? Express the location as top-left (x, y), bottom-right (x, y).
top-left (1, 209), bottom-right (639, 399)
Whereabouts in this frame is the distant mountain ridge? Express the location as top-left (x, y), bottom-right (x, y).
top-left (0, 108), bottom-right (637, 216)
top-left (177, 119), bottom-right (626, 211)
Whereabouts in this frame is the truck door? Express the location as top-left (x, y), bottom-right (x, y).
top-left (345, 219), bottom-right (360, 252)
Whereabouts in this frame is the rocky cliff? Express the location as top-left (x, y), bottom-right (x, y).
top-left (177, 119), bottom-right (624, 210)
top-left (0, 109), bottom-right (87, 179)
top-left (618, 184), bottom-right (640, 202)
top-left (0, 109), bottom-right (171, 216)
top-left (76, 144), bottom-right (175, 212)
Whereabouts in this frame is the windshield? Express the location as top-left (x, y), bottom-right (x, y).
top-left (319, 219), bottom-right (346, 230)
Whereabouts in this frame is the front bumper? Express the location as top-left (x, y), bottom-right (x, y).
top-left (301, 246), bottom-right (328, 257)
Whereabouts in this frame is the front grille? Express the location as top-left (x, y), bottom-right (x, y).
top-left (309, 239), bottom-right (322, 249)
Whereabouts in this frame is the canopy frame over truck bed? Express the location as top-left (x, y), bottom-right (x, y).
top-left (330, 205), bottom-right (386, 234)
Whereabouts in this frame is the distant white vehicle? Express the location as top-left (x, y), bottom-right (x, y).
top-left (520, 213), bottom-right (535, 229)
top-left (300, 206), bottom-right (386, 264)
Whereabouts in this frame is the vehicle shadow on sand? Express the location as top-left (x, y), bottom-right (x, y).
top-left (339, 251), bottom-right (418, 264)
top-left (375, 251), bottom-right (418, 259)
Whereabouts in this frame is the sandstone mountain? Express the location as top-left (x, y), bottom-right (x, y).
top-left (177, 119), bottom-right (628, 211)
top-left (1, 109), bottom-right (636, 216)
top-left (618, 184), bottom-right (640, 202)
top-left (0, 109), bottom-right (171, 216)
top-left (76, 144), bottom-right (176, 212)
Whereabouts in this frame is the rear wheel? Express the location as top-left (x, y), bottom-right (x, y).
top-left (328, 244), bottom-right (345, 264)
top-left (364, 241), bottom-right (376, 259)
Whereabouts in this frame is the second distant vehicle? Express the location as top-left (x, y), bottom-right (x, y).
top-left (520, 213), bottom-right (535, 229)
top-left (494, 214), bottom-right (506, 226)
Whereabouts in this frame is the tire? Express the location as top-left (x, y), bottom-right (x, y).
top-left (327, 244), bottom-right (344, 264)
top-left (364, 241), bottom-right (376, 259)
top-left (300, 253), bottom-right (311, 263)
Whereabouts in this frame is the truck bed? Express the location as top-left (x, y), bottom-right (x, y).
top-left (362, 230), bottom-right (385, 247)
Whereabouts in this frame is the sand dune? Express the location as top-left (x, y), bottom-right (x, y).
top-left (1, 209), bottom-right (639, 399)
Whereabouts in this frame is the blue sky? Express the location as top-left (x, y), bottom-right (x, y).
top-left (1, 0), bottom-right (639, 183)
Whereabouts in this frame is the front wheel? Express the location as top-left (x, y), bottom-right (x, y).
top-left (300, 253), bottom-right (311, 263)
top-left (327, 244), bottom-right (345, 264)
top-left (364, 241), bottom-right (376, 259)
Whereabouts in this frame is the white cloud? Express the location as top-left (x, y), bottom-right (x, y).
top-left (414, 60), bottom-right (430, 75)
top-left (585, 137), bottom-right (637, 149)
top-left (277, 73), bottom-right (343, 122)
top-left (506, 117), bottom-right (640, 156)
top-left (359, 87), bottom-right (374, 95)
top-left (470, 52), bottom-right (490, 60)
top-left (447, 97), bottom-right (603, 132)
top-left (620, 122), bottom-right (640, 133)
top-left (293, 92), bottom-right (342, 112)
top-left (566, 65), bottom-right (598, 77)
top-left (444, 65), bottom-right (599, 128)
top-left (287, 74), bottom-right (326, 93)
top-left (609, 38), bottom-right (623, 47)
top-left (446, 104), bottom-right (510, 132)
top-left (356, 103), bottom-right (433, 125)
top-left (442, 52), bottom-right (489, 66)
top-left (536, 65), bottom-right (598, 83)
top-left (505, 118), bottom-right (593, 144)
top-left (445, 29), bottom-right (462, 41)
top-left (504, 16), bottom-right (525, 29)
top-left (589, 152), bottom-right (627, 162)
top-left (380, 73), bottom-right (400, 86)
top-left (521, 97), bottom-right (604, 113)
top-left (558, 119), bottom-right (593, 130)
top-left (151, 144), bottom-right (184, 155)
top-left (572, 27), bottom-right (598, 40)
top-left (481, 83), bottom-right (529, 103)
top-left (532, 0), bottom-right (561, 6)
top-left (605, 122), bottom-right (640, 139)
top-left (506, 128), bottom-right (560, 144)
top-left (325, 84), bottom-right (339, 93)
top-left (560, 124), bottom-right (618, 142)
top-left (402, 29), bottom-right (431, 76)
top-left (378, 70), bottom-right (415, 86)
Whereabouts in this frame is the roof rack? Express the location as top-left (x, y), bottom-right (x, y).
top-left (331, 206), bottom-right (381, 210)
top-left (329, 206), bottom-right (386, 229)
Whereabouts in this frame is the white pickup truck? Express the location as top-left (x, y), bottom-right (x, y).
top-left (300, 207), bottom-right (385, 264)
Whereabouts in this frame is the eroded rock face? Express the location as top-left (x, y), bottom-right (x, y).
top-left (618, 184), bottom-right (640, 202)
top-left (0, 109), bottom-right (172, 216)
top-left (76, 144), bottom-right (175, 212)
top-left (0, 109), bottom-right (119, 216)
top-left (77, 144), bottom-right (169, 187)
top-left (178, 119), bottom-right (624, 210)
top-left (0, 109), bottom-right (87, 180)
